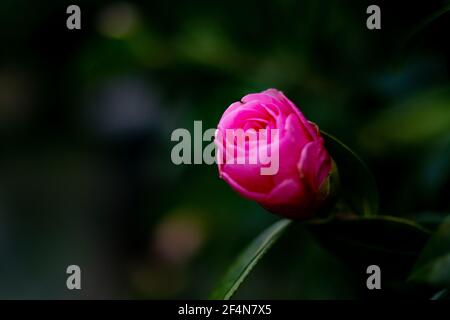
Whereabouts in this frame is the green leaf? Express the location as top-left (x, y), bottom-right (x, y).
top-left (321, 131), bottom-right (379, 216)
top-left (209, 219), bottom-right (292, 300)
top-left (409, 215), bottom-right (450, 287)
top-left (361, 88), bottom-right (450, 152)
top-left (307, 215), bottom-right (430, 278)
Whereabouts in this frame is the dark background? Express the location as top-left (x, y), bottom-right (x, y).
top-left (0, 0), bottom-right (449, 298)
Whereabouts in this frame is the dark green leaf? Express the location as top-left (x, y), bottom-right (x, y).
top-left (413, 211), bottom-right (449, 231)
top-left (307, 215), bottom-right (430, 279)
top-left (322, 131), bottom-right (379, 216)
top-left (209, 219), bottom-right (292, 300)
top-left (409, 215), bottom-right (450, 287)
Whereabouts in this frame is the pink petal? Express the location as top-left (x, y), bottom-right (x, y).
top-left (297, 140), bottom-right (332, 193)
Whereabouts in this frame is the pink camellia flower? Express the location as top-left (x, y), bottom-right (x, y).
top-left (215, 89), bottom-right (333, 219)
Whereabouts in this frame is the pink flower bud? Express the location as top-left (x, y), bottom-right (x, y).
top-left (215, 89), bottom-right (333, 219)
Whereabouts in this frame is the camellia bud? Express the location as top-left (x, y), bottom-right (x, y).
top-left (215, 89), bottom-right (336, 219)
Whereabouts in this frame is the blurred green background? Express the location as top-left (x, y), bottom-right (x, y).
top-left (0, 0), bottom-right (449, 299)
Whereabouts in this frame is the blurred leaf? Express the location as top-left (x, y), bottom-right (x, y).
top-left (209, 219), bottom-right (291, 300)
top-left (322, 131), bottom-right (379, 216)
top-left (398, 3), bottom-right (450, 58)
top-left (409, 215), bottom-right (450, 287)
top-left (307, 215), bottom-right (430, 278)
top-left (361, 88), bottom-right (450, 153)
top-left (417, 134), bottom-right (450, 199)
top-left (413, 211), bottom-right (449, 231)
top-left (431, 289), bottom-right (450, 300)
